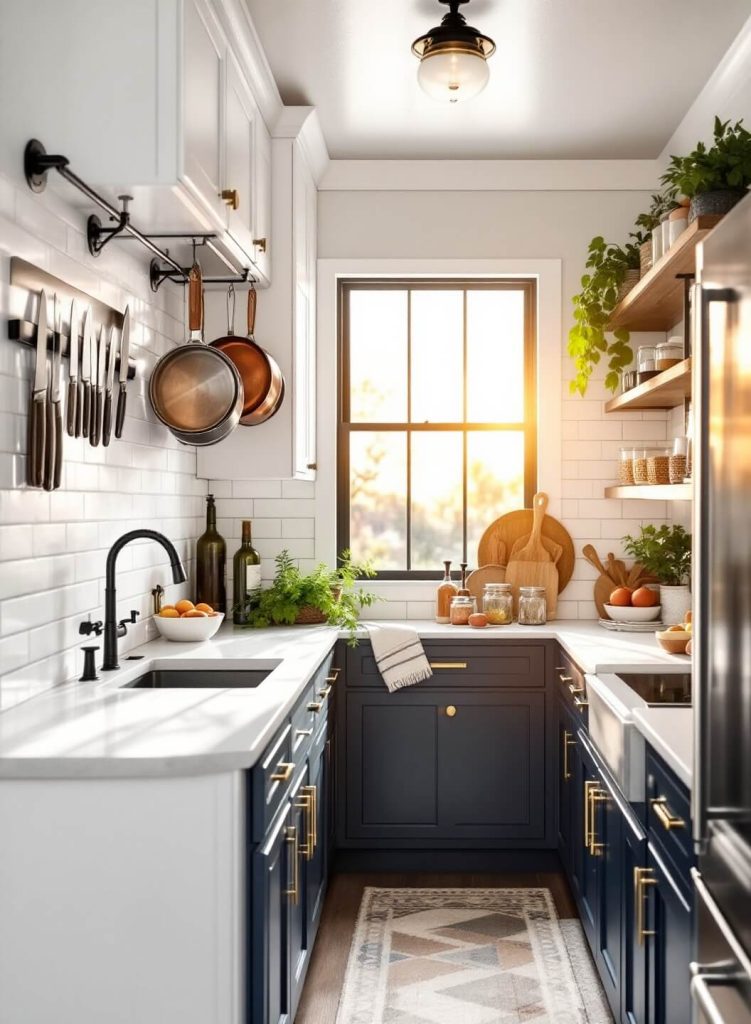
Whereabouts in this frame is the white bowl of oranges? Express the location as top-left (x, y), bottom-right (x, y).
top-left (154, 599), bottom-right (224, 642)
top-left (604, 585), bottom-right (661, 622)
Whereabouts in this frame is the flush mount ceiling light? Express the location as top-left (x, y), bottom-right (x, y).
top-left (412, 0), bottom-right (496, 103)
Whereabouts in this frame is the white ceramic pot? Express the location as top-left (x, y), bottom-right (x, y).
top-left (658, 585), bottom-right (690, 627)
top-left (651, 226), bottom-right (663, 263)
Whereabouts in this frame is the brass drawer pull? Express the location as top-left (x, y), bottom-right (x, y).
top-left (285, 826), bottom-right (299, 904)
top-left (651, 797), bottom-right (686, 831)
top-left (295, 728), bottom-right (313, 739)
top-left (634, 867), bottom-right (657, 944)
top-left (271, 762), bottom-right (294, 783)
top-left (430, 661), bottom-right (467, 670)
top-left (588, 787), bottom-right (608, 855)
top-left (327, 668), bottom-right (341, 682)
top-left (569, 682), bottom-right (586, 695)
top-left (573, 695), bottom-right (589, 710)
top-left (445, 705), bottom-right (457, 717)
top-left (252, 237), bottom-right (267, 252)
top-left (221, 188), bottom-right (239, 209)
top-left (559, 674), bottom-right (574, 684)
top-left (296, 786), bottom-right (317, 860)
top-left (562, 729), bottom-right (576, 781)
top-left (584, 780), bottom-right (597, 849)
top-left (318, 685), bottom-right (332, 699)
top-left (308, 701), bottom-right (323, 713)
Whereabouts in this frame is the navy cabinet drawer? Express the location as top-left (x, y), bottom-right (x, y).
top-left (346, 642), bottom-right (546, 688)
top-left (251, 722), bottom-right (293, 843)
top-left (554, 647), bottom-right (588, 724)
top-left (646, 749), bottom-right (693, 883)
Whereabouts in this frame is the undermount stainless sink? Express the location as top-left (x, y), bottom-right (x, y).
top-left (121, 662), bottom-right (280, 689)
top-left (586, 669), bottom-right (692, 801)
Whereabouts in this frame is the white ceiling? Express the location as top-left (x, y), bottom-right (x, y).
top-left (244, 0), bottom-right (750, 160)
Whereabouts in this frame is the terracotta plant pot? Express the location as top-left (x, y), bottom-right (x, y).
top-left (688, 189), bottom-right (746, 223)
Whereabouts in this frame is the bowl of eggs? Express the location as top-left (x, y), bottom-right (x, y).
top-left (154, 599), bottom-right (224, 642)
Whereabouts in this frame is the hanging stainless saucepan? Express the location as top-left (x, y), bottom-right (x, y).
top-left (149, 263), bottom-right (243, 445)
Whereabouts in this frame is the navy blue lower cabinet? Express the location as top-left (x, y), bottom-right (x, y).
top-left (646, 845), bottom-right (692, 1024)
top-left (305, 734), bottom-right (328, 944)
top-left (288, 771), bottom-right (311, 1022)
top-left (621, 819), bottom-right (648, 1024)
top-left (591, 771), bottom-right (623, 1020)
top-left (252, 801), bottom-right (293, 1024)
top-left (557, 701), bottom-right (578, 877)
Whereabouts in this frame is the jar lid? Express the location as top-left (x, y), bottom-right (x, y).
top-left (450, 595), bottom-right (474, 605)
top-left (519, 586), bottom-right (545, 595)
top-left (483, 582), bottom-right (511, 592)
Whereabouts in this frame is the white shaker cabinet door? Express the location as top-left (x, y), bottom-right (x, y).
top-left (252, 117), bottom-right (272, 283)
top-left (292, 147), bottom-right (317, 479)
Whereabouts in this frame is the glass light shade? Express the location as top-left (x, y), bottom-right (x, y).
top-left (417, 49), bottom-right (489, 102)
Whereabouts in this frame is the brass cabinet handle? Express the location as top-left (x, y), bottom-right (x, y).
top-left (562, 730), bottom-right (576, 781)
top-left (252, 237), bottom-right (267, 252)
top-left (296, 786), bottom-right (317, 860)
top-left (221, 188), bottom-right (239, 210)
top-left (271, 762), bottom-right (294, 782)
top-left (307, 702), bottom-right (323, 713)
top-left (634, 867), bottom-right (657, 944)
top-left (573, 695), bottom-right (589, 710)
top-left (559, 674), bottom-right (574, 684)
top-left (569, 682), bottom-right (586, 695)
top-left (446, 705), bottom-right (457, 717)
top-left (306, 462), bottom-right (318, 470)
top-left (651, 796), bottom-right (686, 831)
top-left (430, 662), bottom-right (467, 670)
top-left (295, 728), bottom-right (313, 739)
top-left (584, 780), bottom-right (596, 849)
top-left (318, 685), bottom-right (332, 699)
top-left (305, 784), bottom-right (318, 854)
top-left (589, 787), bottom-right (608, 855)
top-left (285, 826), bottom-right (299, 904)
top-left (328, 667), bottom-right (341, 680)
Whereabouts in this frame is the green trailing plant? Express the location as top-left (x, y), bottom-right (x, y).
top-left (661, 117), bottom-right (751, 198)
top-left (238, 549), bottom-right (379, 644)
top-left (622, 524), bottom-right (691, 586)
top-left (568, 237), bottom-right (640, 395)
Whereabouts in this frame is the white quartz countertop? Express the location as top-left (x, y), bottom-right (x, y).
top-left (632, 707), bottom-right (694, 790)
top-left (0, 619), bottom-right (689, 779)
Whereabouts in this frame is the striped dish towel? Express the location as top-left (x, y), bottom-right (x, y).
top-left (366, 623), bottom-right (433, 692)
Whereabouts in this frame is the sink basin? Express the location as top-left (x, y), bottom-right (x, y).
top-left (121, 666), bottom-right (277, 689)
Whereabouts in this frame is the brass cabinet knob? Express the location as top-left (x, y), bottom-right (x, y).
top-left (221, 188), bottom-right (239, 210)
top-left (252, 237), bottom-right (267, 252)
top-left (446, 705), bottom-right (457, 717)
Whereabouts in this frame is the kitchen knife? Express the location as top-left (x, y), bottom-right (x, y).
top-left (91, 325), bottom-right (106, 447)
top-left (43, 295), bottom-right (62, 491)
top-left (27, 289), bottom-right (48, 488)
top-left (66, 300), bottom-right (78, 437)
top-left (102, 324), bottom-right (117, 447)
top-left (114, 305), bottom-right (130, 439)
top-left (80, 308), bottom-right (92, 438)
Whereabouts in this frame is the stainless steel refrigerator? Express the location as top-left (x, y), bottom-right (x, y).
top-left (692, 192), bottom-right (751, 1023)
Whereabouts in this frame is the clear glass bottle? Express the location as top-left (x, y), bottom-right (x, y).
top-left (232, 520), bottom-right (261, 625)
top-left (435, 560), bottom-right (457, 624)
top-left (450, 594), bottom-right (476, 625)
top-left (196, 493), bottom-right (226, 613)
top-left (618, 447), bottom-right (634, 486)
top-left (483, 583), bottom-right (513, 625)
top-left (518, 586), bottom-right (547, 625)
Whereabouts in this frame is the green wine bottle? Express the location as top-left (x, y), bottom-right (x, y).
top-left (196, 494), bottom-right (226, 613)
top-left (233, 519), bottom-right (262, 625)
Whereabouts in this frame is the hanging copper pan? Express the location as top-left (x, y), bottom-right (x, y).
top-left (210, 285), bottom-right (285, 425)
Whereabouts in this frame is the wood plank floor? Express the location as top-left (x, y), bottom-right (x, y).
top-left (296, 871), bottom-right (578, 1024)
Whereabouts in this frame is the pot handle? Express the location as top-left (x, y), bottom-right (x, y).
top-left (247, 286), bottom-right (257, 338)
top-left (188, 261), bottom-right (203, 337)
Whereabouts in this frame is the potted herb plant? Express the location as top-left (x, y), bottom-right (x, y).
top-left (237, 549), bottom-right (379, 644)
top-left (634, 192), bottom-right (677, 271)
top-left (568, 236), bottom-right (640, 395)
top-left (661, 117), bottom-right (751, 222)
top-left (622, 524), bottom-right (692, 625)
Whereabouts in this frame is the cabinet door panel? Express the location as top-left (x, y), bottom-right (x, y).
top-left (306, 746), bottom-right (327, 942)
top-left (577, 751), bottom-right (599, 947)
top-left (647, 848), bottom-right (692, 1024)
top-left (622, 824), bottom-right (648, 1024)
top-left (224, 55), bottom-right (254, 239)
top-left (593, 778), bottom-right (622, 1019)
top-left (557, 703), bottom-right (577, 872)
top-left (252, 805), bottom-right (291, 1024)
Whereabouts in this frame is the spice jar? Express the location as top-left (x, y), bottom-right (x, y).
top-left (632, 448), bottom-right (649, 484)
top-left (518, 586), bottom-right (547, 625)
top-left (669, 437), bottom-right (688, 484)
top-left (655, 338), bottom-right (683, 371)
top-left (618, 447), bottom-right (634, 485)
top-left (647, 449), bottom-right (671, 484)
top-left (435, 560), bottom-right (457, 624)
top-left (637, 346), bottom-right (658, 385)
top-left (450, 594), bottom-right (477, 625)
top-left (483, 583), bottom-right (513, 625)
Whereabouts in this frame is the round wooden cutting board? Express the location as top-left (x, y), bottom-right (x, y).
top-left (477, 510), bottom-right (575, 594)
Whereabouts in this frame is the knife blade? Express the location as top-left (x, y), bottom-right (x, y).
top-left (80, 308), bottom-right (92, 438)
top-left (90, 325), bottom-right (105, 447)
top-left (27, 289), bottom-right (48, 488)
top-left (102, 325), bottom-right (117, 447)
top-left (43, 294), bottom-right (61, 491)
top-left (114, 305), bottom-right (130, 439)
top-left (66, 300), bottom-right (78, 437)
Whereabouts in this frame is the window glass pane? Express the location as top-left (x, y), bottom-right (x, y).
top-left (349, 290), bottom-right (407, 421)
top-left (411, 289), bottom-right (463, 423)
top-left (349, 431), bottom-right (407, 569)
top-left (411, 432), bottom-right (463, 569)
top-left (467, 290), bottom-right (526, 423)
top-left (466, 432), bottom-right (525, 563)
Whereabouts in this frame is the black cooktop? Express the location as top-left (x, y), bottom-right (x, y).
top-left (616, 673), bottom-right (692, 706)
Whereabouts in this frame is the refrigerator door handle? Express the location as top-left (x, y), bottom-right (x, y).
top-left (690, 971), bottom-right (751, 1024)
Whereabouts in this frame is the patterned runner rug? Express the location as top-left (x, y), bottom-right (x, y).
top-left (335, 888), bottom-right (612, 1024)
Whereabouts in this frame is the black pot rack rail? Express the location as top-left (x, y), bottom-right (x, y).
top-left (24, 139), bottom-right (254, 293)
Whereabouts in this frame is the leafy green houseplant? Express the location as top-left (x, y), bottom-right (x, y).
top-left (568, 236), bottom-right (640, 395)
top-left (622, 525), bottom-right (691, 586)
top-left (238, 550), bottom-right (379, 644)
top-left (661, 117), bottom-right (751, 219)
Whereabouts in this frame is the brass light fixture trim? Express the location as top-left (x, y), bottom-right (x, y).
top-left (412, 0), bottom-right (496, 63)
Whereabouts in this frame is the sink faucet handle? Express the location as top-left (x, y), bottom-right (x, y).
top-left (79, 616), bottom-right (103, 637)
top-left (118, 609), bottom-right (140, 633)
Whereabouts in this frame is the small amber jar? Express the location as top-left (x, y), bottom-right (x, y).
top-left (450, 595), bottom-right (476, 625)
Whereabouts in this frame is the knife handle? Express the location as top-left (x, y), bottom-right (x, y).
top-left (115, 381), bottom-right (127, 439)
top-left (81, 381), bottom-right (90, 438)
top-left (66, 377), bottom-right (77, 437)
top-left (103, 390), bottom-right (112, 447)
top-left (75, 379), bottom-right (84, 437)
top-left (43, 397), bottom-right (55, 491)
top-left (28, 394), bottom-right (46, 488)
top-left (53, 402), bottom-right (63, 490)
top-left (91, 389), bottom-right (102, 447)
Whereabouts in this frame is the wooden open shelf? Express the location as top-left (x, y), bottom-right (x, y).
top-left (605, 358), bottom-right (692, 412)
top-left (604, 484), bottom-right (693, 501)
top-left (608, 216), bottom-right (722, 331)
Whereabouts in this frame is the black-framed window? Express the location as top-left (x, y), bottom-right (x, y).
top-left (337, 279), bottom-right (537, 579)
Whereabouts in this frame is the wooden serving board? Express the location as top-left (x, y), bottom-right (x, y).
top-left (465, 564), bottom-right (506, 606)
top-left (477, 510), bottom-right (575, 593)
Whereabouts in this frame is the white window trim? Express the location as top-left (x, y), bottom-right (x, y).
top-left (315, 258), bottom-right (562, 595)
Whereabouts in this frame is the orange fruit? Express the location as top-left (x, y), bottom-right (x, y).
top-left (175, 599), bottom-right (195, 615)
top-left (667, 624), bottom-right (686, 633)
top-left (609, 587), bottom-right (633, 607)
top-left (159, 608), bottom-right (180, 618)
top-left (160, 604), bottom-right (176, 612)
top-left (684, 610), bottom-right (692, 625)
top-left (183, 609), bottom-right (208, 618)
top-left (195, 603), bottom-right (214, 614)
top-left (208, 611), bottom-right (220, 617)
top-left (632, 586), bottom-right (658, 608)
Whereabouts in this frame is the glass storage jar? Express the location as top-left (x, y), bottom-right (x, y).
top-left (483, 583), bottom-right (513, 625)
top-left (669, 437), bottom-right (688, 484)
top-left (647, 449), bottom-right (671, 484)
top-left (449, 594), bottom-right (477, 625)
top-left (655, 338), bottom-right (683, 371)
top-left (632, 448), bottom-right (649, 484)
top-left (618, 447), bottom-right (634, 485)
top-left (518, 586), bottom-right (547, 626)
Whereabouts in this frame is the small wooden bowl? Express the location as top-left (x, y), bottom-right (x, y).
top-left (655, 629), bottom-right (691, 655)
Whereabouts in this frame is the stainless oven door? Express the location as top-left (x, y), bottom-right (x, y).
top-left (692, 870), bottom-right (751, 1024)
